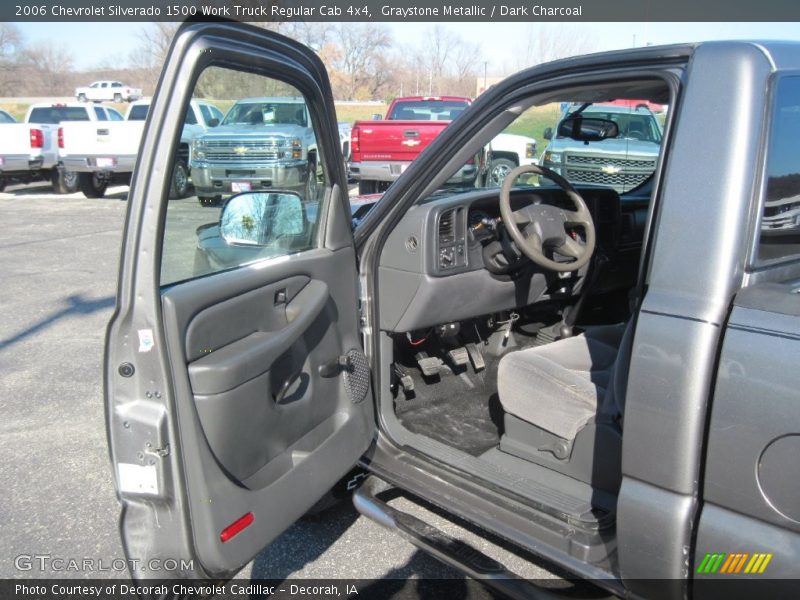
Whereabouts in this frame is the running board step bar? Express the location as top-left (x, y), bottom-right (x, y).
top-left (353, 476), bottom-right (590, 600)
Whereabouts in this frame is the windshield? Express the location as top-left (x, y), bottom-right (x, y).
top-left (416, 97), bottom-right (668, 204)
top-left (222, 102), bottom-right (307, 127)
top-left (127, 104), bottom-right (149, 121)
top-left (388, 100), bottom-right (470, 121)
top-left (560, 106), bottom-right (662, 144)
top-left (29, 106), bottom-right (89, 124)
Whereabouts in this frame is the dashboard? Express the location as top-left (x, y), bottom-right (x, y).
top-left (377, 185), bottom-right (647, 333)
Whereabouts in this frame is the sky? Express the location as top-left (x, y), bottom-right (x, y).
top-left (15, 21), bottom-right (800, 73)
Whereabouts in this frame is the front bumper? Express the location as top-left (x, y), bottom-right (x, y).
top-left (351, 161), bottom-right (477, 184)
top-left (191, 160), bottom-right (310, 198)
top-left (61, 155), bottom-right (137, 174)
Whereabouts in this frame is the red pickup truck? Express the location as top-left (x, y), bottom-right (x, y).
top-left (349, 96), bottom-right (478, 194)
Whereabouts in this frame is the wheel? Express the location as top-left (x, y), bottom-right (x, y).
top-left (198, 196), bottom-right (221, 207)
top-left (487, 158), bottom-right (517, 187)
top-left (168, 160), bottom-right (189, 199)
top-left (51, 169), bottom-right (79, 194)
top-left (78, 172), bottom-right (108, 198)
top-left (77, 93), bottom-right (87, 102)
top-left (113, 93), bottom-right (122, 103)
top-left (357, 180), bottom-right (378, 195)
top-left (304, 159), bottom-right (318, 201)
top-left (499, 164), bottom-right (595, 273)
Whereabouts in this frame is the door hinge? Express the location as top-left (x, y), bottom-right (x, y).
top-left (145, 443), bottom-right (170, 458)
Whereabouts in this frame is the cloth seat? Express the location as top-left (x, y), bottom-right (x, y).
top-left (497, 323), bottom-right (627, 441)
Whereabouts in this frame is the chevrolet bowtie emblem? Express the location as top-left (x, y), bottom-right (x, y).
top-left (233, 146), bottom-right (249, 155)
top-left (601, 164), bottom-right (621, 174)
top-left (401, 139), bottom-right (421, 147)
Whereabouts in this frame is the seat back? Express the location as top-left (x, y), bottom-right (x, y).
top-left (600, 318), bottom-right (636, 420)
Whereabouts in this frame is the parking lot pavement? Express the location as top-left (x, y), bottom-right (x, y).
top-left (0, 183), bottom-right (563, 588)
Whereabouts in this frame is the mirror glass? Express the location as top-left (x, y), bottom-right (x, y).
top-left (220, 191), bottom-right (305, 246)
top-left (557, 117), bottom-right (619, 142)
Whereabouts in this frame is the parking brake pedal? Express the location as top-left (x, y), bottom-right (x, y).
top-left (465, 343), bottom-right (485, 372)
top-left (392, 364), bottom-right (415, 395)
top-left (446, 347), bottom-right (470, 369)
top-left (415, 352), bottom-right (443, 378)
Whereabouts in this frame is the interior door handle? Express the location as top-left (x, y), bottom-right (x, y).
top-left (275, 371), bottom-right (303, 404)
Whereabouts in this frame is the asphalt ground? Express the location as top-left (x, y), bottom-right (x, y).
top-left (0, 181), bottom-right (571, 595)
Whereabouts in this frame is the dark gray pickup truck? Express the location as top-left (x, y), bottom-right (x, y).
top-left (105, 23), bottom-right (800, 599)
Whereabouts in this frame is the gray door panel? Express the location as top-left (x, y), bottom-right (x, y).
top-left (695, 282), bottom-right (800, 585)
top-left (159, 246), bottom-right (374, 574)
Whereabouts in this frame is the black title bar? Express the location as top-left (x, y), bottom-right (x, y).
top-left (4, 0), bottom-right (800, 22)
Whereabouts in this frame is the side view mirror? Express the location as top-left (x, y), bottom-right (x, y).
top-left (543, 127), bottom-right (553, 141)
top-left (371, 113), bottom-right (382, 121)
top-left (220, 191), bottom-right (306, 246)
top-left (207, 118), bottom-right (219, 127)
top-left (557, 117), bottom-right (619, 142)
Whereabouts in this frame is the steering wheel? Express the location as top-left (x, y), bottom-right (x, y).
top-left (498, 164), bottom-right (595, 273)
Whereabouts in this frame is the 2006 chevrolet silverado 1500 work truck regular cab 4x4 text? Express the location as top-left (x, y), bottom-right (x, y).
top-left (105, 23), bottom-right (800, 599)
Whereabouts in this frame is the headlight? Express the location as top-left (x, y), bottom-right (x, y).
top-left (543, 151), bottom-right (561, 163)
top-left (191, 139), bottom-right (206, 161)
top-left (525, 143), bottom-right (537, 158)
top-left (291, 138), bottom-right (302, 160)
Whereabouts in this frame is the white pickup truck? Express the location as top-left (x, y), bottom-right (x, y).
top-left (0, 102), bottom-right (120, 194)
top-left (75, 81), bottom-right (142, 103)
top-left (58, 99), bottom-right (223, 198)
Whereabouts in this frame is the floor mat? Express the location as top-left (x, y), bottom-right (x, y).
top-left (394, 357), bottom-right (504, 456)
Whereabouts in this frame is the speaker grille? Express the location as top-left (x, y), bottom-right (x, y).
top-left (343, 348), bottom-right (370, 404)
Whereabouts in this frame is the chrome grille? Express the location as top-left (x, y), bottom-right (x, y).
top-left (563, 152), bottom-right (656, 192)
top-left (566, 155), bottom-right (654, 169)
top-left (202, 139), bottom-right (289, 162)
top-left (565, 169), bottom-right (651, 189)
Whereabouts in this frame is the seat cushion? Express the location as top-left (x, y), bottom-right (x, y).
top-left (497, 324), bottom-right (624, 440)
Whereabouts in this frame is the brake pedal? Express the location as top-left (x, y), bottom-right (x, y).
top-left (446, 347), bottom-right (470, 368)
top-left (414, 352), bottom-right (442, 377)
top-left (465, 343), bottom-right (485, 372)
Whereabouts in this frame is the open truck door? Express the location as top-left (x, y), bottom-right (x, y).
top-left (104, 22), bottom-right (375, 578)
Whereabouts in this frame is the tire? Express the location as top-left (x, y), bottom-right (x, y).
top-left (77, 93), bottom-right (87, 102)
top-left (487, 158), bottom-right (517, 188)
top-left (168, 160), bottom-right (189, 199)
top-left (198, 196), bottom-right (220, 207)
top-left (78, 172), bottom-right (108, 198)
top-left (0, 177), bottom-right (6, 193)
top-left (304, 159), bottom-right (318, 201)
top-left (357, 180), bottom-right (378, 195)
top-left (51, 169), bottom-right (79, 194)
top-left (113, 93), bottom-right (122, 103)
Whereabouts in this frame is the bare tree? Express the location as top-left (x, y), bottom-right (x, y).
top-left (0, 23), bottom-right (24, 95)
top-left (323, 23), bottom-right (393, 100)
top-left (129, 23), bottom-right (181, 93)
top-left (397, 26), bottom-right (482, 97)
top-left (283, 22), bottom-right (333, 53)
top-left (513, 25), bottom-right (598, 71)
top-left (23, 42), bottom-right (75, 95)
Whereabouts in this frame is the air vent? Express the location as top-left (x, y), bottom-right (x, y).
top-left (438, 209), bottom-right (456, 245)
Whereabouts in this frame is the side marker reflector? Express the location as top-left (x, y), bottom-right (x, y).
top-left (220, 512), bottom-right (254, 543)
